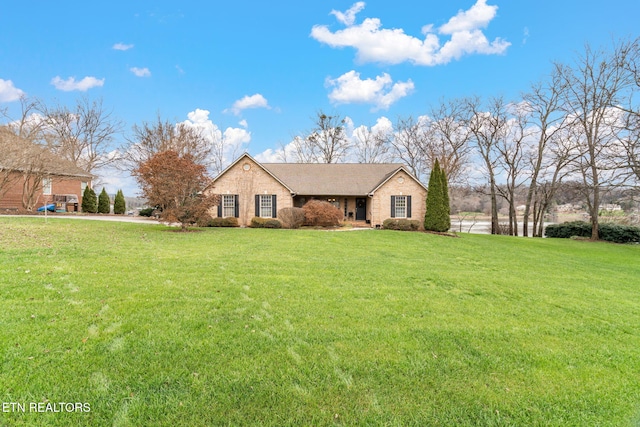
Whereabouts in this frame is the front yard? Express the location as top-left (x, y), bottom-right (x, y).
top-left (1, 218), bottom-right (639, 426)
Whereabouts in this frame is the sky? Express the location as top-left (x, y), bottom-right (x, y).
top-left (1, 0), bottom-right (639, 195)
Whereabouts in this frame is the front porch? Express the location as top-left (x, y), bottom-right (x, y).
top-left (293, 195), bottom-right (370, 224)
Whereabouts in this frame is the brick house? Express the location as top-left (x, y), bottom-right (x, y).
top-left (0, 137), bottom-right (93, 212)
top-left (211, 153), bottom-right (427, 228)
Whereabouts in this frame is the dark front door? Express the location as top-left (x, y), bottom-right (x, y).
top-left (355, 198), bottom-right (366, 221)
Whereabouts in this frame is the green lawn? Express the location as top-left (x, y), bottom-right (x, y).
top-left (1, 218), bottom-right (639, 426)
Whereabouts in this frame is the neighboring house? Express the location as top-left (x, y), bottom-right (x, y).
top-left (0, 132), bottom-right (93, 212)
top-left (211, 153), bottom-right (427, 228)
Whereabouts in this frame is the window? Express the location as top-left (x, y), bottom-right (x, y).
top-left (222, 195), bottom-right (237, 218)
top-left (255, 194), bottom-right (277, 218)
top-left (395, 196), bottom-right (406, 218)
top-left (391, 195), bottom-right (412, 218)
top-left (260, 195), bottom-right (273, 218)
top-left (42, 178), bottom-right (52, 195)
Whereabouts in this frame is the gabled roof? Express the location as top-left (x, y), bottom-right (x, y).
top-left (212, 153), bottom-right (294, 192)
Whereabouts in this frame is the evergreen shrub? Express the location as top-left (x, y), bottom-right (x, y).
top-left (207, 217), bottom-right (240, 227)
top-left (82, 186), bottom-right (97, 213)
top-left (113, 190), bottom-right (126, 214)
top-left (250, 217), bottom-right (282, 228)
top-left (383, 218), bottom-right (421, 231)
top-left (98, 188), bottom-right (110, 214)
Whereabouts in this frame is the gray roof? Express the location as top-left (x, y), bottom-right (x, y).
top-left (262, 163), bottom-right (404, 195)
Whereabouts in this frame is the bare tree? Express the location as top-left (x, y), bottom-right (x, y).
top-left (352, 123), bottom-right (392, 163)
top-left (463, 96), bottom-right (510, 235)
top-left (0, 128), bottom-right (24, 199)
top-left (1, 96), bottom-right (47, 142)
top-left (615, 37), bottom-right (640, 183)
top-left (120, 114), bottom-right (212, 171)
top-left (495, 104), bottom-right (531, 236)
top-left (289, 135), bottom-right (320, 163)
top-left (422, 99), bottom-right (472, 184)
top-left (520, 70), bottom-right (570, 236)
top-left (288, 111), bottom-right (350, 163)
top-left (0, 98), bottom-right (54, 209)
top-left (308, 111), bottom-right (350, 163)
top-left (557, 40), bottom-right (636, 240)
top-left (391, 115), bottom-right (428, 181)
top-left (39, 97), bottom-right (122, 174)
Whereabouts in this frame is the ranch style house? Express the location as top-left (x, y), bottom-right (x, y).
top-left (211, 153), bottom-right (427, 228)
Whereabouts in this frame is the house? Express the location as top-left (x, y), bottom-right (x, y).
top-left (210, 153), bottom-right (427, 228)
top-left (0, 130), bottom-right (93, 212)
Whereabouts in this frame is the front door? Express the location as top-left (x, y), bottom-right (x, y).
top-left (355, 198), bottom-right (366, 221)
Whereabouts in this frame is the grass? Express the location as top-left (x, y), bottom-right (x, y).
top-left (1, 217), bottom-right (639, 426)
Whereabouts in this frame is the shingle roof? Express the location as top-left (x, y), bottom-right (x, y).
top-left (261, 163), bottom-right (404, 195)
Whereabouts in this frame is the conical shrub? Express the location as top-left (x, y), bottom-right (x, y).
top-left (82, 186), bottom-right (97, 213)
top-left (98, 188), bottom-right (110, 214)
top-left (113, 190), bottom-right (126, 214)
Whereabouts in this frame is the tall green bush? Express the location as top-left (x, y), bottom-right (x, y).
top-left (98, 188), bottom-right (110, 214)
top-left (82, 186), bottom-right (97, 213)
top-left (424, 159), bottom-right (450, 232)
top-left (113, 190), bottom-right (126, 214)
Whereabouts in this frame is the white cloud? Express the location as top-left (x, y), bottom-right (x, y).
top-left (130, 67), bottom-right (151, 77)
top-left (254, 148), bottom-right (282, 163)
top-left (225, 94), bottom-right (271, 116)
top-left (310, 0), bottom-right (510, 66)
top-left (371, 116), bottom-right (393, 135)
top-left (113, 43), bottom-right (134, 51)
top-left (0, 79), bottom-right (25, 102)
top-left (181, 109), bottom-right (251, 172)
top-left (326, 71), bottom-right (414, 110)
top-left (239, 119), bottom-right (248, 128)
top-left (223, 127), bottom-right (251, 148)
top-left (330, 1), bottom-right (365, 26)
top-left (51, 76), bottom-right (105, 92)
top-left (438, 0), bottom-right (498, 33)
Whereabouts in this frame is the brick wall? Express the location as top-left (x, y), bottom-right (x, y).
top-left (370, 170), bottom-right (427, 228)
top-left (0, 171), bottom-right (89, 211)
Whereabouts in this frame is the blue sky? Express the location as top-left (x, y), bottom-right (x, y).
top-left (1, 0), bottom-right (639, 194)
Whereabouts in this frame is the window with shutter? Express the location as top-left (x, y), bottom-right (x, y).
top-left (392, 195), bottom-right (407, 218)
top-left (222, 195), bottom-right (236, 218)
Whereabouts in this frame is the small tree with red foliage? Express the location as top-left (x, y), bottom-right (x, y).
top-left (134, 150), bottom-right (219, 231)
top-left (302, 200), bottom-right (343, 227)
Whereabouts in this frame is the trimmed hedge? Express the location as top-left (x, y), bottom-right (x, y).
top-left (383, 218), bottom-right (421, 231)
top-left (206, 217), bottom-right (239, 227)
top-left (545, 221), bottom-right (640, 243)
top-left (250, 217), bottom-right (282, 228)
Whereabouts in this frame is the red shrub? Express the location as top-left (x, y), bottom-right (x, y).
top-left (302, 200), bottom-right (343, 227)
